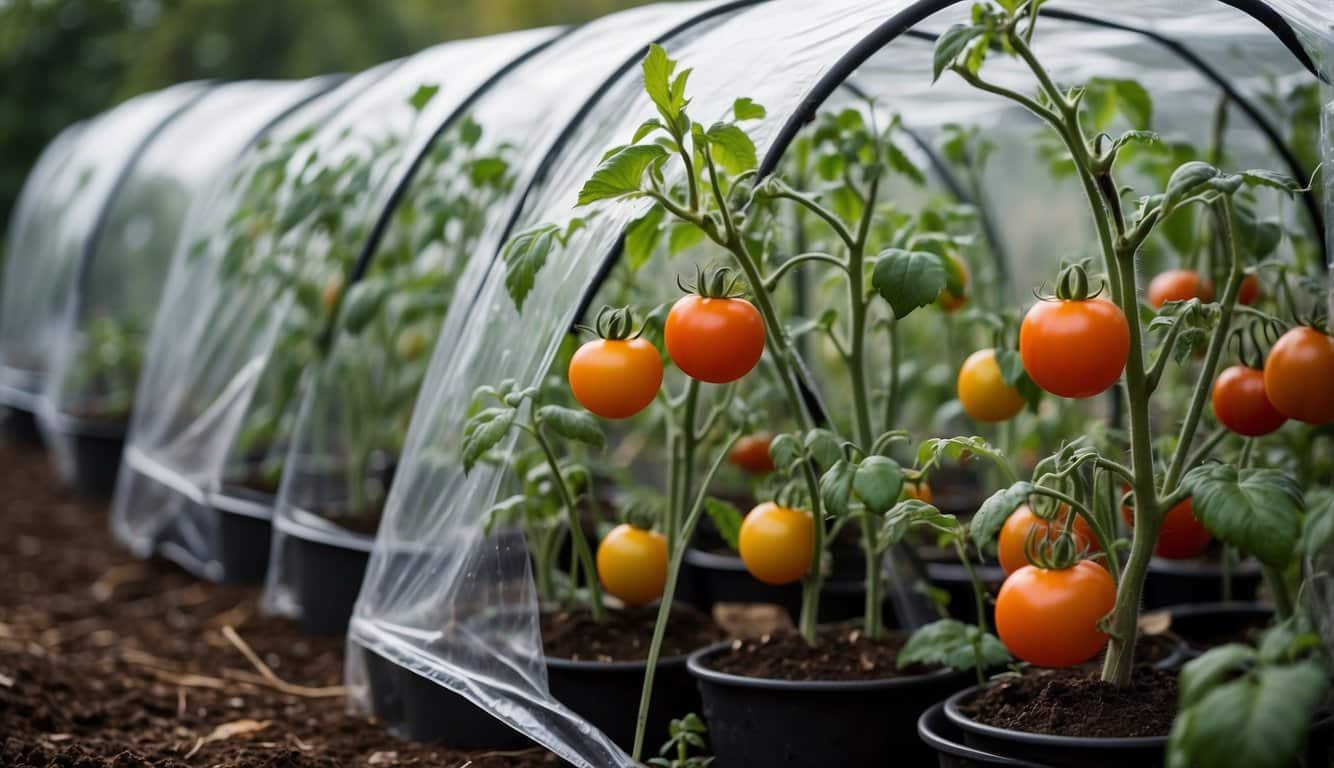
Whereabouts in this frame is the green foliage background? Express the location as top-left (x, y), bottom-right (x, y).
top-left (0, 0), bottom-right (660, 233)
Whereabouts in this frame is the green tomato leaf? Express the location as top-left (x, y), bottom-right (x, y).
top-left (1178, 644), bottom-right (1258, 708)
top-left (804, 428), bottom-right (843, 472)
top-left (881, 499), bottom-right (956, 547)
top-left (624, 204), bottom-right (666, 271)
top-left (501, 224), bottom-right (560, 313)
top-left (537, 405), bottom-right (605, 449)
top-left (462, 407), bottom-right (516, 473)
top-left (1163, 161), bottom-right (1222, 212)
top-left (1301, 488), bottom-right (1334, 560)
top-left (578, 144), bottom-right (667, 205)
top-left (668, 221), bottom-right (705, 255)
top-left (733, 97), bottom-right (766, 121)
top-left (899, 619), bottom-right (1011, 671)
top-left (768, 433), bottom-right (802, 469)
top-left (1169, 661), bottom-right (1327, 768)
top-left (705, 122), bottom-right (758, 176)
top-left (969, 481), bottom-right (1033, 551)
top-left (820, 460), bottom-right (855, 519)
top-left (1238, 169), bottom-right (1304, 195)
top-left (853, 456), bottom-right (903, 515)
top-left (1184, 464), bottom-right (1302, 568)
top-left (872, 249), bottom-right (947, 319)
top-left (933, 24), bottom-right (984, 82)
top-left (704, 497), bottom-right (744, 551)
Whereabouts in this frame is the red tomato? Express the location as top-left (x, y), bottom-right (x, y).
top-left (995, 560), bottom-right (1115, 667)
top-left (729, 433), bottom-right (775, 474)
top-left (1237, 273), bottom-right (1261, 306)
top-left (1019, 297), bottom-right (1129, 398)
top-left (1212, 365), bottom-right (1285, 436)
top-left (1147, 269), bottom-right (1213, 308)
top-left (568, 338), bottom-right (663, 419)
top-left (1263, 326), bottom-right (1334, 424)
top-left (1122, 497), bottom-right (1210, 559)
top-left (665, 295), bottom-right (765, 384)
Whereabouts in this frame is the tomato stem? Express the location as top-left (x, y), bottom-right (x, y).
top-left (631, 431), bottom-right (740, 762)
top-left (532, 423), bottom-right (605, 622)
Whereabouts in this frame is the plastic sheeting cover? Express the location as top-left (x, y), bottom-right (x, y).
top-left (347, 1), bottom-right (1333, 766)
top-left (262, 2), bottom-right (721, 628)
top-left (0, 83), bottom-right (208, 411)
top-left (112, 29), bottom-right (559, 580)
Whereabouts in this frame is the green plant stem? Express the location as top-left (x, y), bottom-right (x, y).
top-left (671, 380), bottom-right (701, 557)
top-left (631, 431), bottom-right (740, 762)
top-left (1265, 564), bottom-right (1295, 620)
top-left (845, 173), bottom-right (880, 449)
top-left (532, 425), bottom-right (604, 622)
top-left (953, 537), bottom-right (990, 686)
top-left (861, 512), bottom-right (883, 639)
top-left (797, 457), bottom-right (826, 645)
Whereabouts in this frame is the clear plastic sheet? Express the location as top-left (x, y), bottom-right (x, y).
top-left (0, 83), bottom-right (208, 415)
top-left (36, 78), bottom-right (336, 486)
top-left (262, 2), bottom-right (716, 628)
top-left (345, 2), bottom-right (1333, 766)
top-left (112, 28), bottom-right (560, 580)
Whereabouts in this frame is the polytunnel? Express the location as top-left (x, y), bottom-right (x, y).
top-left (35, 77), bottom-right (340, 497)
top-left (0, 83), bottom-right (208, 449)
top-left (111, 26), bottom-right (562, 582)
top-left (260, 1), bottom-right (750, 637)
top-left (336, 1), bottom-right (1332, 767)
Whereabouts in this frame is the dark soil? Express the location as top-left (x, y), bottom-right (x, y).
top-left (540, 604), bottom-right (723, 663)
top-left (1173, 614), bottom-right (1272, 652)
top-left (958, 667), bottom-right (1178, 738)
top-left (701, 625), bottom-right (934, 682)
top-left (0, 441), bottom-right (556, 767)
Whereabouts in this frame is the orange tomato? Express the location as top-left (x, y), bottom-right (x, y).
top-left (665, 295), bottom-right (766, 384)
top-left (958, 348), bottom-right (1026, 423)
top-left (997, 504), bottom-right (1098, 575)
top-left (729, 433), bottom-right (775, 474)
top-left (1263, 326), bottom-right (1334, 424)
top-left (937, 252), bottom-right (970, 312)
top-left (1019, 297), bottom-right (1129, 398)
top-left (597, 524), bottom-right (668, 606)
top-left (1147, 268), bottom-right (1214, 308)
top-left (738, 502), bottom-right (814, 585)
top-left (568, 338), bottom-right (663, 419)
top-left (995, 560), bottom-right (1115, 667)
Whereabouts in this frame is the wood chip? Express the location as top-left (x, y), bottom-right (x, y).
top-left (0, 673), bottom-right (14, 687)
top-left (203, 719), bottom-right (271, 743)
top-left (1139, 610), bottom-right (1172, 635)
top-left (368, 751), bottom-right (398, 764)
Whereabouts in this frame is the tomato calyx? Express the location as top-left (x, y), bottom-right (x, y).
top-left (1047, 263), bottom-right (1104, 303)
top-left (1020, 502), bottom-right (1091, 571)
top-left (678, 264), bottom-right (748, 299)
top-left (579, 304), bottom-right (646, 341)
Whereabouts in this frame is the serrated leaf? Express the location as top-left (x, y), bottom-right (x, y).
top-left (881, 499), bottom-right (955, 547)
top-left (885, 138), bottom-right (926, 186)
top-left (873, 249), bottom-right (947, 319)
top-left (642, 44), bottom-right (677, 121)
top-left (632, 118), bottom-right (666, 143)
top-left (462, 408), bottom-right (516, 472)
top-left (1163, 161), bottom-right (1222, 212)
top-left (970, 481), bottom-right (1033, 551)
top-left (853, 456), bottom-right (903, 515)
top-left (624, 205), bottom-right (665, 271)
top-left (821, 460), bottom-right (855, 519)
top-left (704, 497), bottom-right (744, 551)
top-left (1238, 169), bottom-right (1303, 194)
top-left (705, 122), bottom-right (757, 175)
top-left (501, 224), bottom-right (559, 312)
top-left (899, 619), bottom-right (1011, 671)
top-left (537, 405), bottom-right (605, 448)
top-left (933, 24), bottom-right (984, 81)
top-left (578, 144), bottom-right (667, 204)
top-left (1184, 465), bottom-right (1302, 568)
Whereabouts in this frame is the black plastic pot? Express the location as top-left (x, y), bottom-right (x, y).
top-left (547, 652), bottom-right (701, 753)
top-left (1, 405), bottom-right (43, 446)
top-left (47, 415), bottom-right (125, 497)
top-left (1141, 556), bottom-right (1263, 609)
top-left (943, 686), bottom-right (1166, 767)
top-left (1165, 601), bottom-right (1273, 657)
top-left (918, 701), bottom-right (1043, 767)
top-left (362, 645), bottom-right (407, 727)
top-left (213, 487), bottom-right (274, 584)
top-left (682, 547), bottom-right (904, 626)
top-left (688, 641), bottom-right (970, 767)
top-left (397, 661), bottom-right (533, 749)
top-left (280, 508), bottom-right (374, 636)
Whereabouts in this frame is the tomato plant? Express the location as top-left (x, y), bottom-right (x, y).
top-left (1147, 268), bottom-right (1213, 308)
top-left (995, 560), bottom-right (1115, 668)
top-left (1019, 270), bottom-right (1130, 398)
top-left (996, 503), bottom-right (1096, 575)
top-left (728, 433), bottom-right (775, 474)
top-left (597, 523), bottom-right (668, 606)
top-left (569, 307), bottom-right (663, 419)
top-left (1263, 326), bottom-right (1334, 424)
top-left (957, 348), bottom-right (1025, 422)
top-left (738, 501), bottom-right (814, 586)
top-left (1212, 364), bottom-right (1285, 437)
top-left (664, 268), bottom-right (765, 385)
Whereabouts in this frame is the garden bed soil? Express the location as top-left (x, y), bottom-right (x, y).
top-left (701, 625), bottom-right (932, 682)
top-left (958, 667), bottom-right (1178, 738)
top-left (540, 604), bottom-right (722, 662)
top-left (0, 441), bottom-right (555, 767)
